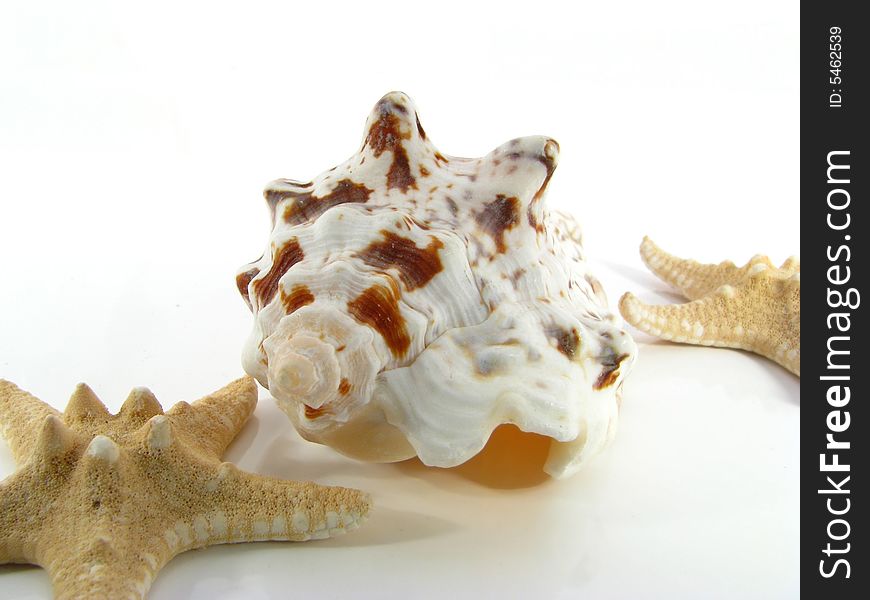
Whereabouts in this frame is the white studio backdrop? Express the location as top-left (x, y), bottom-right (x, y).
top-left (0, 1), bottom-right (798, 599)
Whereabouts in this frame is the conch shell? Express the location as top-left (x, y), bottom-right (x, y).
top-left (237, 92), bottom-right (636, 478)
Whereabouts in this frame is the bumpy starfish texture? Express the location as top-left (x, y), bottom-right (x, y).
top-left (0, 377), bottom-right (371, 599)
top-left (619, 237), bottom-right (800, 376)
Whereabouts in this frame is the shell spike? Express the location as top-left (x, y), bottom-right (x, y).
top-left (35, 414), bottom-right (78, 457)
top-left (143, 415), bottom-right (173, 451)
top-left (64, 384), bottom-right (111, 421)
top-left (359, 92), bottom-right (424, 195)
top-left (369, 92), bottom-right (418, 126)
top-left (119, 387), bottom-right (164, 422)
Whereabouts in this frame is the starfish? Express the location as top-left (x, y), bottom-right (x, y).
top-left (619, 237), bottom-right (800, 376)
top-left (0, 376), bottom-right (371, 599)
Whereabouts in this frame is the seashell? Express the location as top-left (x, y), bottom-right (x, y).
top-left (236, 92), bottom-right (637, 478)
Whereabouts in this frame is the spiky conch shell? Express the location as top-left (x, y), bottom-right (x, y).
top-left (237, 92), bottom-right (637, 478)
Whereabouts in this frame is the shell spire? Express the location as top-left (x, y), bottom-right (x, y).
top-left (236, 92), bottom-right (637, 478)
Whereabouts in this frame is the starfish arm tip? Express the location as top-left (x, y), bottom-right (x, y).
top-left (618, 292), bottom-right (643, 323)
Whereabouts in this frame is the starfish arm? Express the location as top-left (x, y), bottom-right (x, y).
top-left (0, 472), bottom-right (33, 565)
top-left (620, 289), bottom-right (753, 348)
top-left (34, 465), bottom-right (371, 599)
top-left (159, 463), bottom-right (372, 551)
top-left (738, 275), bottom-right (801, 376)
top-left (2, 416), bottom-right (86, 566)
top-left (39, 534), bottom-right (163, 600)
top-left (29, 435), bottom-right (161, 600)
top-left (639, 237), bottom-right (746, 301)
top-left (0, 380), bottom-right (61, 463)
top-left (165, 377), bottom-right (258, 458)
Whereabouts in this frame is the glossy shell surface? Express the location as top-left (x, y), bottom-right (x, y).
top-left (237, 92), bottom-right (636, 478)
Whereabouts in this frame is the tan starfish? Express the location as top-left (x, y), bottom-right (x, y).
top-left (619, 237), bottom-right (800, 376)
top-left (0, 376), bottom-right (371, 599)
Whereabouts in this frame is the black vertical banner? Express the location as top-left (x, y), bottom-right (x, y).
top-left (802, 2), bottom-right (867, 597)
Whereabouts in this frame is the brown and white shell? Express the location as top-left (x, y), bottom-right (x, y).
top-left (236, 92), bottom-right (636, 478)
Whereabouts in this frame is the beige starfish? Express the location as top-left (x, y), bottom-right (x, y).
top-left (0, 376), bottom-right (371, 599)
top-left (619, 237), bottom-right (800, 376)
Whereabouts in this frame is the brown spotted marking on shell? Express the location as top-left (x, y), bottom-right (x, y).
top-left (347, 284), bottom-right (411, 357)
top-left (272, 179), bottom-right (373, 225)
top-left (356, 230), bottom-right (444, 290)
top-left (366, 100), bottom-right (417, 193)
top-left (475, 195), bottom-right (520, 254)
top-left (264, 180), bottom-right (312, 221)
top-left (546, 326), bottom-right (580, 359)
top-left (445, 197), bottom-right (459, 216)
top-left (407, 215), bottom-right (431, 230)
top-left (593, 349), bottom-right (630, 390)
top-left (338, 378), bottom-right (351, 395)
top-left (304, 405), bottom-right (328, 419)
top-left (253, 238), bottom-right (304, 306)
top-left (509, 268), bottom-right (526, 289)
top-left (280, 284), bottom-right (315, 314)
top-left (236, 267), bottom-right (260, 308)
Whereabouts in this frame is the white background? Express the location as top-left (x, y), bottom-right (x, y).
top-left (0, 1), bottom-right (799, 598)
